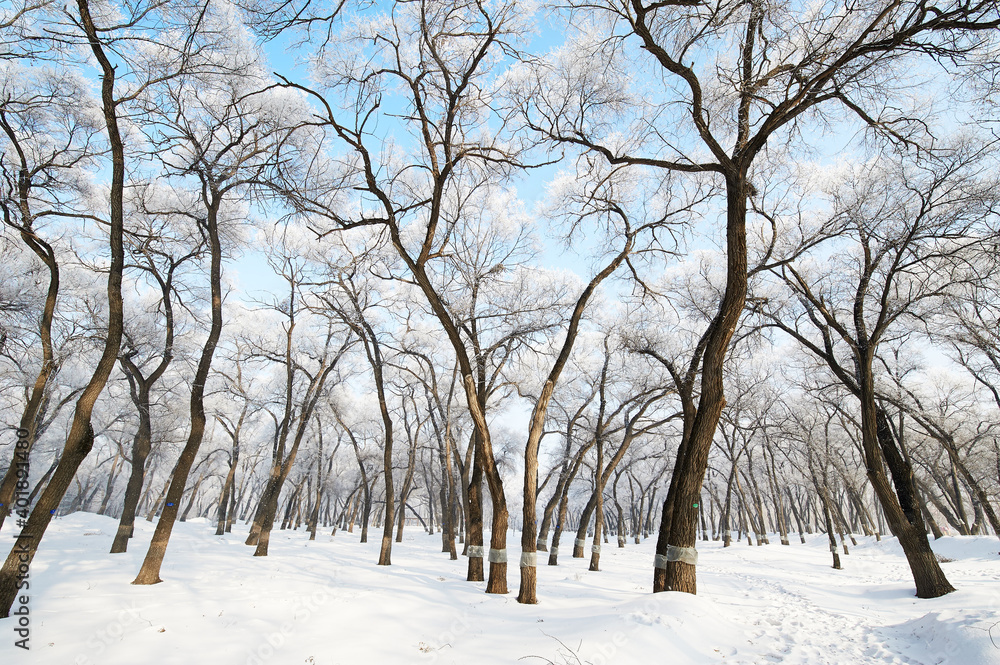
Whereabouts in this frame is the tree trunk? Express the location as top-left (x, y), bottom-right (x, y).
top-left (786, 487), bottom-right (807, 544)
top-left (538, 437), bottom-right (594, 554)
top-left (613, 473), bottom-right (627, 548)
top-left (653, 172), bottom-right (750, 596)
top-left (862, 404), bottom-right (953, 598)
top-left (111, 403), bottom-right (153, 551)
top-left (589, 439), bottom-right (605, 572)
top-left (437, 422), bottom-right (458, 559)
top-left (179, 472), bottom-right (205, 522)
top-left (216, 452), bottom-right (238, 536)
top-left (0, 140), bottom-right (62, 532)
top-left (547, 491), bottom-right (570, 566)
top-left (0, 0), bottom-right (125, 615)
top-left (764, 447), bottom-right (790, 545)
top-left (132, 182), bottom-right (225, 586)
top-left (819, 486), bottom-right (842, 570)
top-left (395, 422), bottom-right (418, 543)
top-left (97, 453), bottom-right (123, 515)
top-left (465, 432), bottom-right (485, 582)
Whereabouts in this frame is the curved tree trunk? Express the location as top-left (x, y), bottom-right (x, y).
top-left (654, 173), bottom-right (750, 595)
top-left (0, 0), bottom-right (125, 615)
top-left (132, 192), bottom-right (224, 585)
top-left (0, 101), bottom-right (64, 534)
top-left (0, 237), bottom-right (58, 533)
top-left (861, 406), bottom-right (953, 598)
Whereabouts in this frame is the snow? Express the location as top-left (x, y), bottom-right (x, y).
top-left (3, 514), bottom-right (999, 665)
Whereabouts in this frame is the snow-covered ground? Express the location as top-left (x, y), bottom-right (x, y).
top-left (2, 514), bottom-right (999, 664)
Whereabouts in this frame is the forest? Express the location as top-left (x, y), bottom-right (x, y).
top-left (1, 0), bottom-right (1000, 660)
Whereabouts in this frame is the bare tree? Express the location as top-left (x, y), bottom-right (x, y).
top-left (761, 145), bottom-right (999, 596)
top-left (393, 346), bottom-right (464, 560)
top-left (520, 0), bottom-right (1000, 596)
top-left (275, 0), bottom-right (541, 595)
top-left (212, 340), bottom-right (261, 536)
top-left (312, 240), bottom-right (398, 563)
top-left (132, 42), bottom-right (307, 583)
top-left (237, 235), bottom-right (353, 558)
top-left (0, 0), bottom-right (174, 615)
top-left (111, 197), bottom-right (203, 552)
top-left (0, 63), bottom-right (101, 532)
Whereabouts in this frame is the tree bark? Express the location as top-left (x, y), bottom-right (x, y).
top-left (654, 172), bottom-right (750, 595)
top-left (132, 184), bottom-right (224, 585)
top-left (0, 0), bottom-right (125, 616)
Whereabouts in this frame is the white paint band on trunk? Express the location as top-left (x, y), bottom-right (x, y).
top-left (536, 539), bottom-right (546, 549)
top-left (654, 545), bottom-right (699, 569)
top-left (550, 545), bottom-right (558, 554)
top-left (519, 551), bottom-right (537, 567)
top-left (467, 545), bottom-right (484, 558)
top-left (591, 543), bottom-right (601, 554)
top-left (575, 538), bottom-right (586, 547)
top-left (489, 548), bottom-right (507, 563)
top-left (654, 545), bottom-right (699, 567)
top-left (666, 545), bottom-right (698, 565)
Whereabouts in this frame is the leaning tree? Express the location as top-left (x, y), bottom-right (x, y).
top-left (761, 142), bottom-right (1000, 596)
top-left (520, 0), bottom-right (1000, 596)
